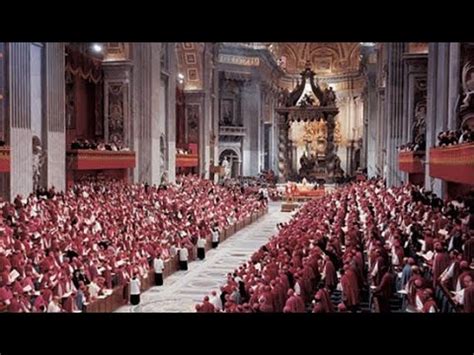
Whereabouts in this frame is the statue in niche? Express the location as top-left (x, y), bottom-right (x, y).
top-left (221, 99), bottom-right (234, 126)
top-left (32, 136), bottom-right (46, 192)
top-left (160, 171), bottom-right (169, 186)
top-left (299, 93), bottom-right (315, 107)
top-left (299, 152), bottom-right (316, 176)
top-left (323, 86), bottom-right (336, 106)
top-left (277, 87), bottom-right (290, 107)
top-left (413, 101), bottom-right (427, 150)
top-left (461, 61), bottom-right (474, 110)
top-left (221, 156), bottom-right (231, 179)
top-left (334, 119), bottom-right (343, 147)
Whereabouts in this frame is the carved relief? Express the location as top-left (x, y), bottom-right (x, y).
top-left (107, 83), bottom-right (125, 144)
top-left (187, 104), bottom-right (200, 144)
top-left (413, 100), bottom-right (427, 147)
top-left (461, 61), bottom-right (474, 110)
top-left (32, 136), bottom-right (46, 192)
top-left (218, 54), bottom-right (260, 67)
top-left (104, 43), bottom-right (129, 62)
top-left (65, 71), bottom-right (76, 129)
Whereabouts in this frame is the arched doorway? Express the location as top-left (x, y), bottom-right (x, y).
top-left (219, 148), bottom-right (241, 178)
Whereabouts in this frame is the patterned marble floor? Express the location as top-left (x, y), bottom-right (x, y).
top-left (115, 201), bottom-right (294, 313)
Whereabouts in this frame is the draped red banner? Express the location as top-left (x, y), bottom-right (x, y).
top-left (429, 143), bottom-right (474, 185)
top-left (398, 151), bottom-right (425, 174)
top-left (0, 147), bottom-right (10, 173)
top-left (65, 46), bottom-right (103, 84)
top-left (176, 154), bottom-right (199, 167)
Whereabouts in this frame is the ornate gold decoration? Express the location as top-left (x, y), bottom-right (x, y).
top-left (104, 43), bottom-right (129, 62)
top-left (292, 121), bottom-right (328, 156)
top-left (334, 119), bottom-right (342, 145)
top-left (218, 54), bottom-right (260, 67)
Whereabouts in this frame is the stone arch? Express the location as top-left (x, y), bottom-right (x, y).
top-left (218, 147), bottom-right (241, 178)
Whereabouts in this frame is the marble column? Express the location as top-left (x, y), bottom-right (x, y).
top-left (210, 48), bottom-right (219, 173)
top-left (165, 43), bottom-right (177, 183)
top-left (199, 44), bottom-right (215, 180)
top-left (425, 43), bottom-right (444, 196)
top-left (103, 61), bottom-right (132, 146)
top-left (365, 63), bottom-right (378, 178)
top-left (131, 42), bottom-right (162, 185)
top-left (241, 80), bottom-right (260, 176)
top-left (402, 53), bottom-right (428, 183)
top-left (447, 42), bottom-right (461, 130)
top-left (0, 43), bottom-right (8, 199)
top-left (44, 42), bottom-right (66, 191)
top-left (385, 43), bottom-right (406, 187)
top-left (277, 115), bottom-right (289, 182)
top-left (8, 42), bottom-right (33, 199)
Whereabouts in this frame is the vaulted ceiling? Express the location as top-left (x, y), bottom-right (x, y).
top-left (270, 42), bottom-right (361, 76)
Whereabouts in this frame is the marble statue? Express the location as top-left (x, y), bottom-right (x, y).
top-left (461, 61), bottom-right (474, 110)
top-left (32, 136), bottom-right (46, 192)
top-left (221, 157), bottom-right (231, 179)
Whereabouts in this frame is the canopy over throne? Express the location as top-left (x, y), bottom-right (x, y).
top-left (276, 61), bottom-right (342, 183)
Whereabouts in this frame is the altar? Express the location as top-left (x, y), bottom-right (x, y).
top-left (279, 180), bottom-right (326, 212)
top-left (276, 61), bottom-right (343, 183)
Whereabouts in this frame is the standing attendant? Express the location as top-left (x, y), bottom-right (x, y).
top-left (153, 254), bottom-right (164, 286)
top-left (129, 274), bottom-right (141, 306)
top-left (179, 247), bottom-right (189, 270)
top-left (197, 237), bottom-right (206, 260)
top-left (211, 226), bottom-right (220, 249)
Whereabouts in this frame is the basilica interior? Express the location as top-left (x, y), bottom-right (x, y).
top-left (0, 42), bottom-right (473, 315)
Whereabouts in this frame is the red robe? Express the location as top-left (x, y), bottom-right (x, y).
top-left (33, 295), bottom-right (47, 312)
top-left (8, 297), bottom-right (22, 312)
top-left (341, 269), bottom-right (360, 308)
top-left (284, 295), bottom-right (306, 313)
top-left (200, 300), bottom-right (215, 313)
top-left (0, 255), bottom-right (11, 272)
top-left (463, 238), bottom-right (474, 264)
top-left (0, 286), bottom-right (13, 304)
top-left (373, 272), bottom-right (394, 313)
top-left (315, 288), bottom-right (335, 313)
top-left (432, 252), bottom-right (451, 288)
top-left (464, 285), bottom-right (474, 313)
top-left (324, 260), bottom-right (338, 290)
top-left (422, 299), bottom-right (438, 313)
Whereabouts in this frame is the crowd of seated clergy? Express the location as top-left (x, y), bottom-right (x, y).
top-left (176, 148), bottom-right (193, 155)
top-left (437, 127), bottom-right (474, 147)
top-left (70, 138), bottom-right (130, 152)
top-left (196, 179), bottom-right (474, 313)
top-left (222, 177), bottom-right (280, 202)
top-left (0, 175), bottom-right (265, 312)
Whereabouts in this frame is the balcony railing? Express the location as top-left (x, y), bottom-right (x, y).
top-left (67, 150), bottom-right (136, 170)
top-left (398, 151), bottom-right (425, 174)
top-left (429, 143), bottom-right (474, 185)
top-left (176, 154), bottom-right (198, 168)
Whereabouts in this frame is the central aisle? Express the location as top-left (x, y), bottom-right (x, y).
top-left (116, 201), bottom-right (293, 312)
